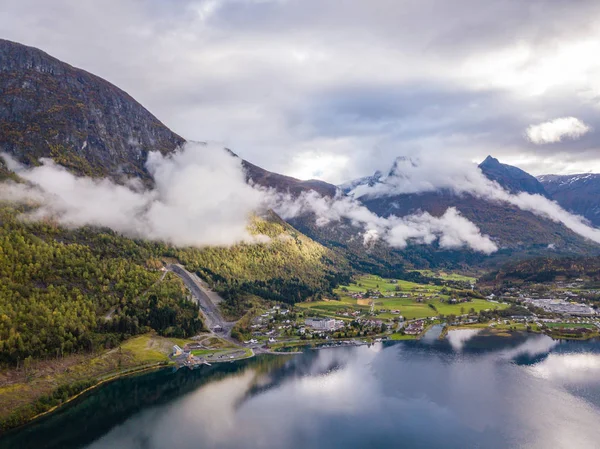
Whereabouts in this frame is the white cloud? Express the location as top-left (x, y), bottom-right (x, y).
top-left (271, 190), bottom-right (498, 254)
top-left (3, 0), bottom-right (600, 182)
top-left (0, 143), bottom-right (499, 254)
top-left (349, 154), bottom-right (600, 245)
top-left (0, 143), bottom-right (267, 247)
top-left (526, 117), bottom-right (591, 144)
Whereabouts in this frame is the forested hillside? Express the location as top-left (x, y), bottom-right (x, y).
top-left (480, 256), bottom-right (600, 285)
top-left (177, 213), bottom-right (351, 316)
top-left (0, 204), bottom-right (202, 365)
top-left (0, 204), bottom-right (349, 366)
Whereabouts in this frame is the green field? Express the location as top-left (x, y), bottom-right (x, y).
top-left (389, 333), bottom-right (418, 340)
top-left (298, 274), bottom-right (507, 321)
top-left (190, 349), bottom-right (218, 356)
top-left (340, 274), bottom-right (443, 294)
top-left (413, 270), bottom-right (477, 283)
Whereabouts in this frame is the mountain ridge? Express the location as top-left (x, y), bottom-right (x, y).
top-left (334, 156), bottom-right (600, 263)
top-left (538, 173), bottom-right (600, 227)
top-left (0, 38), bottom-right (185, 180)
top-left (478, 155), bottom-right (549, 197)
top-left (1, 38), bottom-right (599, 271)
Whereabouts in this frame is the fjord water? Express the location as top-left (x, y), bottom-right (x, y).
top-left (5, 330), bottom-right (600, 449)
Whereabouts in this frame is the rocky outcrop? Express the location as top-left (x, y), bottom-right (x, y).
top-left (0, 39), bottom-right (184, 180)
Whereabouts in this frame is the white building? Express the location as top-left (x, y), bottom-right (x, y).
top-left (306, 318), bottom-right (340, 330)
top-left (172, 345), bottom-right (183, 356)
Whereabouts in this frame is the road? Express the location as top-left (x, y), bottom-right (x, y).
top-left (166, 264), bottom-right (237, 339)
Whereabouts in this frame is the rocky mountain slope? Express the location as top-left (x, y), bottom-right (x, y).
top-left (337, 157), bottom-right (600, 264)
top-left (1, 38), bottom-right (598, 276)
top-left (242, 158), bottom-right (337, 197)
top-left (0, 38), bottom-right (334, 196)
top-left (478, 155), bottom-right (548, 197)
top-left (538, 173), bottom-right (600, 227)
top-left (0, 39), bottom-right (184, 180)
top-left (0, 39), bottom-right (350, 327)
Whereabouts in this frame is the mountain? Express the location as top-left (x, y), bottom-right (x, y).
top-left (242, 158), bottom-right (337, 197)
top-left (1, 37), bottom-right (598, 276)
top-left (336, 156), bottom-right (600, 265)
top-left (538, 173), bottom-right (600, 227)
top-left (339, 170), bottom-right (383, 194)
top-left (478, 155), bottom-right (548, 197)
top-left (0, 39), bottom-right (184, 180)
top-left (0, 40), bottom-right (352, 371)
top-left (360, 190), bottom-right (590, 253)
top-left (0, 39), bottom-right (337, 198)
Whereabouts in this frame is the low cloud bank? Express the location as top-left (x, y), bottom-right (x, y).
top-left (271, 191), bottom-right (498, 254)
top-left (0, 143), bottom-right (265, 246)
top-left (526, 117), bottom-right (591, 144)
top-left (0, 143), bottom-right (497, 253)
top-left (349, 154), bottom-right (600, 245)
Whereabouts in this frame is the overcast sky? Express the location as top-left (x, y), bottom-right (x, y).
top-left (3, 0), bottom-right (600, 184)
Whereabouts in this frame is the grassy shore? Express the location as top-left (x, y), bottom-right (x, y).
top-left (0, 333), bottom-right (195, 432)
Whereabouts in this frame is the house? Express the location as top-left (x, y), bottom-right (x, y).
top-left (172, 345), bottom-right (183, 356)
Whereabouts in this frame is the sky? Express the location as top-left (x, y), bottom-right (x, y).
top-left (3, 0), bottom-right (600, 184)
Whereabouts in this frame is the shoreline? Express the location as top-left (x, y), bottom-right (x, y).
top-left (440, 322), bottom-right (600, 341)
top-left (2, 361), bottom-right (172, 434)
top-left (5, 324), bottom-right (598, 433)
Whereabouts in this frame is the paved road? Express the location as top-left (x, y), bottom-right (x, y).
top-left (167, 264), bottom-right (236, 338)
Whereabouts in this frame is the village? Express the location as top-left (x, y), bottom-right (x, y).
top-left (170, 273), bottom-right (600, 368)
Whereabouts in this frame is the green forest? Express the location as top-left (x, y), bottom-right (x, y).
top-left (176, 214), bottom-right (351, 317)
top-left (0, 205), bottom-right (202, 365)
top-left (0, 205), bottom-right (350, 366)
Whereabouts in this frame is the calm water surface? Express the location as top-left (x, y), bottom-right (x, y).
top-left (4, 329), bottom-right (600, 449)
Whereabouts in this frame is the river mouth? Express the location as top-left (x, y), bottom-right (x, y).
top-left (4, 334), bottom-right (600, 449)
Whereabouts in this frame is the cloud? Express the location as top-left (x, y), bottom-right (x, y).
top-left (4, 0), bottom-right (600, 182)
top-left (0, 142), bottom-right (267, 247)
top-left (349, 154), bottom-right (600, 245)
top-left (526, 117), bottom-right (591, 144)
top-left (271, 190), bottom-right (498, 254)
top-left (0, 142), bottom-right (498, 253)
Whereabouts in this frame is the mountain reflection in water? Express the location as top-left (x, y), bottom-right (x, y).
top-left (4, 332), bottom-right (600, 449)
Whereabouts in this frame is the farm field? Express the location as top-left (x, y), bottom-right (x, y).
top-left (299, 274), bottom-right (507, 321)
top-left (412, 270), bottom-right (477, 283)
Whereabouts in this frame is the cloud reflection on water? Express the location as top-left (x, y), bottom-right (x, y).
top-left (84, 338), bottom-right (600, 449)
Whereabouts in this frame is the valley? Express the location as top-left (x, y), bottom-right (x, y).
top-left (2, 37), bottom-right (600, 442)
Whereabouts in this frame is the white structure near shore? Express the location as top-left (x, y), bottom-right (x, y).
top-left (172, 345), bottom-right (183, 356)
top-left (305, 317), bottom-right (343, 330)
